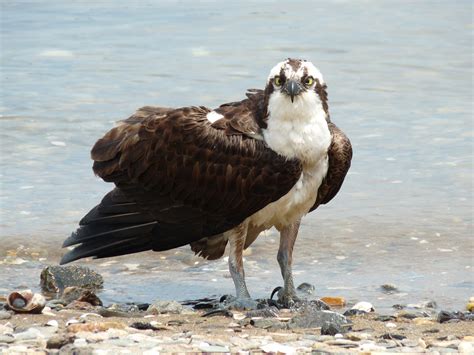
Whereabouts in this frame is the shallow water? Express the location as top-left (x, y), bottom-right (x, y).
top-left (1, 1), bottom-right (472, 312)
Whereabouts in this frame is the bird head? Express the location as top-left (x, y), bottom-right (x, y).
top-left (262, 58), bottom-right (329, 124)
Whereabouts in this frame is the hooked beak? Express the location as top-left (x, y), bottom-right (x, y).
top-left (283, 80), bottom-right (303, 103)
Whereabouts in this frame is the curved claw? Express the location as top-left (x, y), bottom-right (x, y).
top-left (270, 286), bottom-right (282, 300)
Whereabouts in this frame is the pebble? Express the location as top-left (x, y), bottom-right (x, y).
top-left (0, 310), bottom-right (12, 319)
top-left (0, 334), bottom-right (15, 343)
top-left (351, 301), bottom-right (375, 313)
top-left (148, 300), bottom-right (185, 314)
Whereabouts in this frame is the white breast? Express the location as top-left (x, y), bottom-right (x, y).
top-left (247, 89), bottom-right (331, 230)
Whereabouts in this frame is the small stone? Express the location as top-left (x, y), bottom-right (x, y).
top-left (345, 332), bottom-right (372, 341)
top-left (288, 310), bottom-right (350, 333)
top-left (359, 343), bottom-right (387, 352)
top-left (148, 300), bottom-right (184, 314)
top-left (432, 340), bottom-right (461, 349)
top-left (13, 328), bottom-right (43, 341)
top-left (61, 286), bottom-right (103, 306)
top-left (73, 338), bottom-right (88, 347)
top-left (381, 284), bottom-right (398, 293)
top-left (385, 322), bottom-right (397, 328)
top-left (320, 296), bottom-right (346, 307)
top-left (402, 338), bottom-right (420, 347)
top-left (296, 282), bottom-right (315, 294)
top-left (268, 332), bottom-right (299, 342)
top-left (252, 318), bottom-right (287, 330)
top-left (0, 310), bottom-right (12, 319)
top-left (198, 342), bottom-right (230, 352)
top-left (40, 265), bottom-right (103, 293)
top-left (0, 334), bottom-right (15, 344)
top-left (351, 301), bottom-right (374, 313)
top-left (437, 310), bottom-right (467, 323)
top-left (397, 310), bottom-right (429, 319)
top-left (321, 323), bottom-right (343, 336)
top-left (46, 334), bottom-right (72, 349)
top-left (260, 342), bottom-right (297, 353)
top-left (324, 339), bottom-right (359, 348)
top-left (46, 320), bottom-right (59, 327)
top-left (466, 303), bottom-right (474, 312)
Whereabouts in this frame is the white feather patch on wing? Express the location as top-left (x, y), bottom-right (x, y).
top-left (206, 111), bottom-right (224, 123)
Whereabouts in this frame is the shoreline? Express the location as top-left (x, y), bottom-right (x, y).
top-left (1, 298), bottom-right (473, 353)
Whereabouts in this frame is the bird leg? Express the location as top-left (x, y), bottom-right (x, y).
top-left (224, 221), bottom-right (258, 310)
top-left (276, 219), bottom-right (301, 307)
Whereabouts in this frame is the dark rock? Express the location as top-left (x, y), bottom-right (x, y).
top-left (130, 322), bottom-right (164, 331)
top-left (288, 309), bottom-right (351, 333)
top-left (381, 284), bottom-right (398, 294)
top-left (321, 323), bottom-right (343, 336)
top-left (297, 282), bottom-right (315, 294)
top-left (423, 328), bottom-right (440, 333)
top-left (47, 334), bottom-right (73, 349)
top-left (343, 309), bottom-right (368, 316)
top-left (381, 333), bottom-right (406, 340)
top-left (397, 310), bottom-right (429, 319)
top-left (437, 310), bottom-right (474, 323)
top-left (40, 265), bottom-right (103, 293)
top-left (374, 315), bottom-right (396, 322)
top-left (392, 304), bottom-right (405, 310)
top-left (61, 287), bottom-right (102, 306)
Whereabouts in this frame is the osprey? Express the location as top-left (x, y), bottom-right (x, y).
top-left (61, 58), bottom-right (352, 309)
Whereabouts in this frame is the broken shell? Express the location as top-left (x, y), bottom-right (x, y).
top-left (7, 289), bottom-right (46, 314)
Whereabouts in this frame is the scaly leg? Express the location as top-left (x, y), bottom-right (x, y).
top-left (224, 221), bottom-right (258, 310)
top-left (276, 219), bottom-right (301, 307)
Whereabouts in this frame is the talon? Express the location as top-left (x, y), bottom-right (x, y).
top-left (270, 286), bottom-right (282, 300)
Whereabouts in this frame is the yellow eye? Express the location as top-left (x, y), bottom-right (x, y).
top-left (274, 76), bottom-right (282, 86)
top-left (304, 76), bottom-right (314, 87)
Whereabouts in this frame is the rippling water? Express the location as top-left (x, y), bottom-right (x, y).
top-left (1, 1), bottom-right (472, 312)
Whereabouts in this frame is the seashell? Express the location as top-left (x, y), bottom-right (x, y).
top-left (7, 289), bottom-right (46, 314)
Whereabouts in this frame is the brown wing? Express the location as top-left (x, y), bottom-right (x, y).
top-left (311, 122), bottom-right (352, 211)
top-left (210, 89), bottom-right (265, 137)
top-left (61, 104), bottom-right (302, 263)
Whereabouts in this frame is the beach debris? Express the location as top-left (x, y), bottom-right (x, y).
top-left (320, 296), bottom-right (346, 307)
top-left (6, 289), bottom-right (46, 314)
top-left (148, 300), bottom-right (185, 315)
top-left (40, 265), bottom-right (103, 293)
